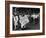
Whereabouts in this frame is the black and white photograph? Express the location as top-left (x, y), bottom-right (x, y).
top-left (10, 4), bottom-right (43, 34)
top-left (12, 7), bottom-right (40, 31)
top-left (5, 1), bottom-right (45, 37)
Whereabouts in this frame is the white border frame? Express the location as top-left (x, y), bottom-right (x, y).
top-left (10, 4), bottom-right (43, 34)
